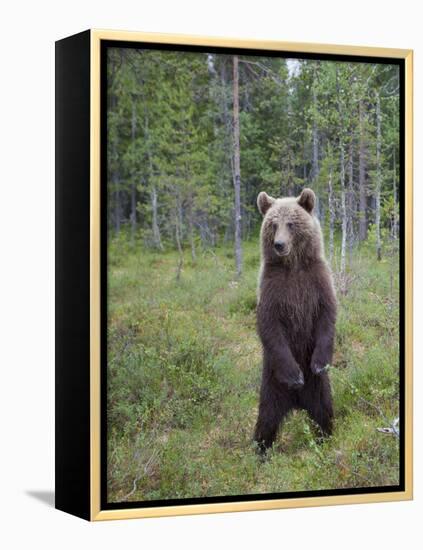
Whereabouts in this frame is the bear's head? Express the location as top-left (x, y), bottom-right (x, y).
top-left (257, 188), bottom-right (323, 265)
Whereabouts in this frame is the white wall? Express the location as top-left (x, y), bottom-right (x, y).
top-left (0, 1), bottom-right (420, 548)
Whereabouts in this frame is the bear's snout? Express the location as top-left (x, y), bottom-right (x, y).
top-left (274, 240), bottom-right (287, 255)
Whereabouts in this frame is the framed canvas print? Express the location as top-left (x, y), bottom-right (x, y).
top-left (55, 29), bottom-right (413, 521)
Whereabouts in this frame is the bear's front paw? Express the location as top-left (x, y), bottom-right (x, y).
top-left (287, 369), bottom-right (304, 390)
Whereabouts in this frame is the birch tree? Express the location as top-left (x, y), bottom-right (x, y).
top-left (358, 97), bottom-right (368, 241)
top-left (375, 91), bottom-right (382, 261)
top-left (232, 55), bottom-right (242, 277)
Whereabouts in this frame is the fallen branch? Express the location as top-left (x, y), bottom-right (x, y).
top-left (377, 417), bottom-right (400, 438)
top-left (121, 448), bottom-right (159, 502)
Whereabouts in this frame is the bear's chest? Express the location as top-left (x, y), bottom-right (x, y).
top-left (276, 271), bottom-right (320, 333)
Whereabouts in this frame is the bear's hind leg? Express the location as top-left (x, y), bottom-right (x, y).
top-left (300, 372), bottom-right (334, 437)
top-left (254, 378), bottom-right (293, 455)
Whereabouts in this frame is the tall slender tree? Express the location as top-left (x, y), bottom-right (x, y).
top-left (232, 55), bottom-right (242, 277)
top-left (375, 90), bottom-right (382, 261)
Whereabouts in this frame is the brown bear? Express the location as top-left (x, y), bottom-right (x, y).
top-left (254, 188), bottom-right (337, 454)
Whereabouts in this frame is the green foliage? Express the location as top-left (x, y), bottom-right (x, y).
top-left (107, 48), bottom-right (400, 267)
top-left (107, 239), bottom-right (400, 502)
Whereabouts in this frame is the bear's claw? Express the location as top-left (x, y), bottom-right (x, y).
top-left (312, 363), bottom-right (329, 375)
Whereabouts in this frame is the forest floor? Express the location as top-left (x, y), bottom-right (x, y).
top-left (107, 236), bottom-right (400, 503)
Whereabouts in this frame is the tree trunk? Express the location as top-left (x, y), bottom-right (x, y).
top-left (375, 92), bottom-right (382, 261)
top-left (312, 115), bottom-right (319, 185)
top-left (358, 98), bottom-right (367, 241)
top-left (188, 196), bottom-right (196, 262)
top-left (130, 183), bottom-right (137, 243)
top-left (112, 140), bottom-right (121, 234)
top-left (150, 186), bottom-right (162, 251)
top-left (232, 55), bottom-right (243, 278)
top-left (347, 140), bottom-right (355, 263)
top-left (110, 93), bottom-right (121, 235)
top-left (340, 140), bottom-right (347, 278)
top-left (174, 191), bottom-right (184, 281)
top-left (302, 138), bottom-right (307, 186)
top-left (130, 100), bottom-right (137, 245)
top-left (328, 163), bottom-right (335, 265)
top-left (392, 147), bottom-right (398, 239)
top-left (220, 60), bottom-right (237, 243)
top-left (312, 68), bottom-right (320, 219)
top-left (113, 173), bottom-right (121, 234)
top-left (145, 112), bottom-right (163, 250)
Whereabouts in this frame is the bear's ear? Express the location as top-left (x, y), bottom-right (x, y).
top-left (257, 192), bottom-right (275, 216)
top-left (297, 188), bottom-right (315, 214)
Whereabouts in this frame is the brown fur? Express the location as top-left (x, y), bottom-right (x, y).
top-left (254, 188), bottom-right (337, 454)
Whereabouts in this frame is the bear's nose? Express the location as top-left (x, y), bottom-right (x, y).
top-left (274, 241), bottom-right (286, 253)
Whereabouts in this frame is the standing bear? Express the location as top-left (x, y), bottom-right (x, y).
top-left (254, 188), bottom-right (337, 454)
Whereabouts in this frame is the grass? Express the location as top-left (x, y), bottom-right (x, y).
top-left (107, 235), bottom-right (400, 503)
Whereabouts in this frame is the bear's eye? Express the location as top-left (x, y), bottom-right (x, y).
top-left (272, 222), bottom-right (278, 232)
top-left (286, 222), bottom-right (294, 230)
